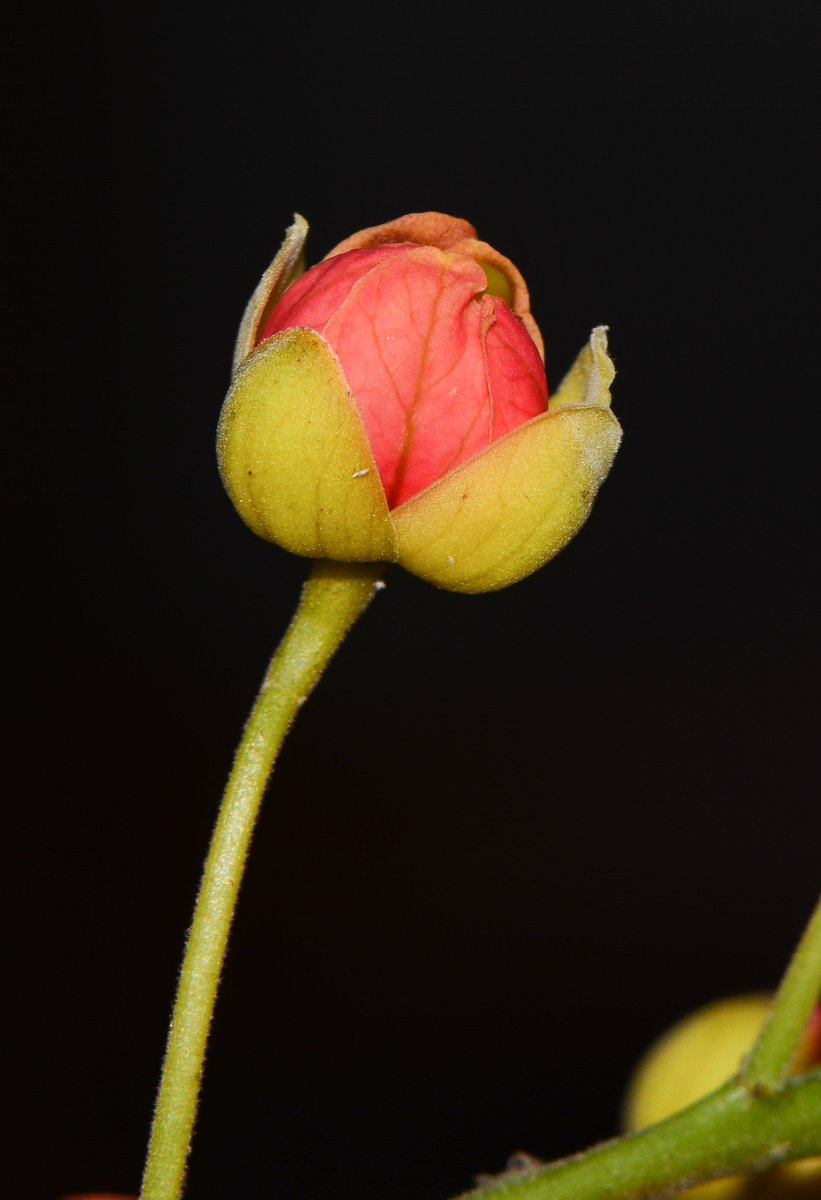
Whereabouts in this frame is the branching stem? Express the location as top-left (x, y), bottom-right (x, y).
top-left (465, 1071), bottom-right (821, 1200)
top-left (456, 889), bottom-right (821, 1200)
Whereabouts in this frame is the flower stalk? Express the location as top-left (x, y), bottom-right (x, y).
top-left (140, 560), bottom-right (384, 1200)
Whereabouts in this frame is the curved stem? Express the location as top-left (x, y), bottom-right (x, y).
top-left (743, 890), bottom-right (821, 1092)
top-left (466, 1070), bottom-right (821, 1200)
top-left (140, 560), bottom-right (385, 1200)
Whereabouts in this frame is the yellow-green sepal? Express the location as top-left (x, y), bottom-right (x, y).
top-left (218, 327), bottom-right (397, 563)
top-left (391, 327), bottom-right (622, 593)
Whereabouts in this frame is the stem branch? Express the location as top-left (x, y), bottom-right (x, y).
top-left (743, 891), bottom-right (821, 1092)
top-left (467, 1071), bottom-right (821, 1200)
top-left (140, 559), bottom-right (385, 1200)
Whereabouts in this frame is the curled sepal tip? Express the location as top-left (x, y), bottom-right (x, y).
top-left (233, 213), bottom-right (308, 376)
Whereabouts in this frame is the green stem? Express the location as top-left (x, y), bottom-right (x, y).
top-left (466, 1071), bottom-right (821, 1200)
top-left (140, 559), bottom-right (385, 1200)
top-left (743, 891), bottom-right (821, 1092)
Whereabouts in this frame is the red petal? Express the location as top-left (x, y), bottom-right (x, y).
top-left (260, 245), bottom-right (407, 343)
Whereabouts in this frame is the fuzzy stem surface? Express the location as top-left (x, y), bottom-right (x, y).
top-left (140, 560), bottom-right (385, 1200)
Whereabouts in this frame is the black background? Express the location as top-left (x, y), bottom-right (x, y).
top-left (5, 3), bottom-right (820, 1198)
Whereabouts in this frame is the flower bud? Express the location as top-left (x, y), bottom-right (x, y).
top-left (218, 213), bottom-right (621, 593)
top-left (623, 996), bottom-right (821, 1200)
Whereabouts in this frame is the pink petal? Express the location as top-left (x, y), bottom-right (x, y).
top-left (322, 247), bottom-right (493, 506)
top-left (260, 246), bottom-right (408, 342)
top-left (481, 296), bottom-right (548, 440)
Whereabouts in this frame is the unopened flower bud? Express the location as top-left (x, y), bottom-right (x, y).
top-left (218, 213), bottom-right (621, 593)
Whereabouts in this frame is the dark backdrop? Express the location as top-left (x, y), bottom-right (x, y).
top-left (5, 3), bottom-right (820, 1198)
